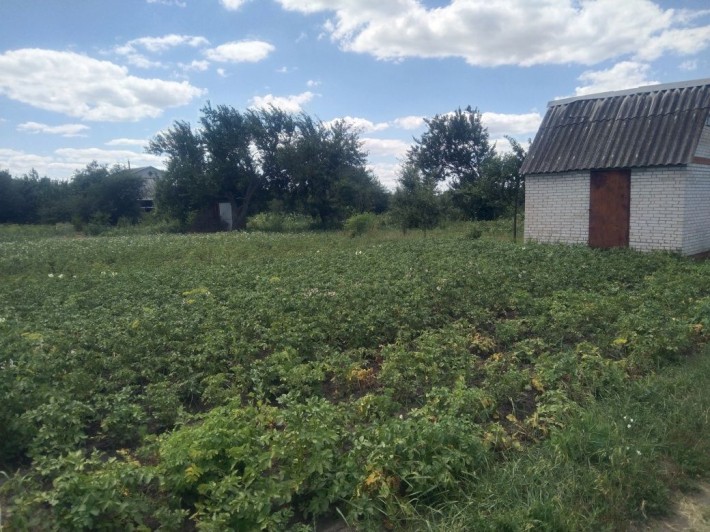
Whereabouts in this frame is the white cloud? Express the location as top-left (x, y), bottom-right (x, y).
top-left (122, 54), bottom-right (163, 69)
top-left (118, 34), bottom-right (209, 54)
top-left (220, 0), bottom-right (250, 10)
top-left (17, 121), bottom-right (90, 137)
top-left (0, 49), bottom-right (205, 121)
top-left (490, 136), bottom-right (530, 155)
top-left (276, 0), bottom-right (710, 67)
top-left (326, 116), bottom-right (389, 133)
top-left (306, 79), bottom-right (321, 87)
top-left (574, 61), bottom-right (659, 96)
top-left (146, 0), bottom-right (186, 6)
top-left (1, 147), bottom-right (165, 179)
top-left (480, 112), bottom-right (542, 137)
top-left (105, 138), bottom-right (148, 147)
top-left (393, 115), bottom-right (424, 130)
top-left (249, 91), bottom-right (315, 112)
top-left (367, 161), bottom-right (399, 190)
top-left (113, 34), bottom-right (209, 69)
top-left (216, 68), bottom-right (227, 77)
top-left (205, 40), bottom-right (275, 62)
top-left (679, 59), bottom-right (698, 71)
top-left (361, 137), bottom-right (410, 159)
top-left (181, 59), bottom-right (210, 71)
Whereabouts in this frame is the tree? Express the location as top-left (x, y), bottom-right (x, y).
top-left (148, 121), bottom-right (208, 224)
top-left (149, 105), bottom-right (387, 230)
top-left (0, 170), bottom-right (21, 223)
top-left (408, 106), bottom-right (494, 190)
top-left (390, 163), bottom-right (441, 232)
top-left (276, 116), bottom-right (376, 226)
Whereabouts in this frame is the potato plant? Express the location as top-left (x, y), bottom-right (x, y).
top-left (0, 229), bottom-right (708, 530)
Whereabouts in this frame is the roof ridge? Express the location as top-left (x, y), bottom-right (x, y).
top-left (550, 78), bottom-right (710, 107)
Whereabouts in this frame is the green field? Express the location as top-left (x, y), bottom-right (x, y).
top-left (1, 224), bottom-right (709, 530)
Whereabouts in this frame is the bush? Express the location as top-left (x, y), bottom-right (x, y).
top-left (246, 212), bottom-right (315, 233)
top-left (343, 212), bottom-right (379, 237)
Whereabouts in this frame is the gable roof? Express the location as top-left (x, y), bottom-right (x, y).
top-left (520, 78), bottom-right (710, 175)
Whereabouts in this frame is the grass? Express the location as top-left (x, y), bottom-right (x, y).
top-left (422, 344), bottom-right (710, 531)
top-left (0, 219), bottom-right (708, 530)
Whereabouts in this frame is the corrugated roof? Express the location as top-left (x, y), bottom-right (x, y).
top-left (520, 79), bottom-right (710, 175)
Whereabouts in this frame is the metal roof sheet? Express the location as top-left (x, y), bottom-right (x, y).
top-left (520, 80), bottom-right (710, 175)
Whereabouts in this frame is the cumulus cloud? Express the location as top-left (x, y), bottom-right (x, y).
top-left (0, 147), bottom-right (164, 179)
top-left (326, 116), bottom-right (389, 133)
top-left (249, 91), bottom-right (315, 112)
top-left (180, 59), bottom-right (210, 72)
top-left (220, 0), bottom-right (250, 10)
top-left (105, 138), bottom-right (149, 147)
top-left (361, 137), bottom-right (410, 159)
top-left (0, 49), bottom-right (204, 121)
top-left (205, 40), bottom-right (275, 62)
top-left (17, 122), bottom-right (90, 137)
top-left (306, 79), bottom-right (321, 87)
top-left (117, 34), bottom-right (209, 54)
top-left (276, 0), bottom-right (710, 67)
top-left (113, 34), bottom-right (209, 69)
top-left (393, 115), bottom-right (425, 130)
top-left (480, 112), bottom-right (542, 137)
top-left (367, 161), bottom-right (400, 190)
top-left (147, 0), bottom-right (186, 6)
top-left (679, 59), bottom-right (698, 71)
top-left (574, 61), bottom-right (659, 96)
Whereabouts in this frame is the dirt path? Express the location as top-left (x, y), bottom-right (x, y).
top-left (634, 482), bottom-right (710, 531)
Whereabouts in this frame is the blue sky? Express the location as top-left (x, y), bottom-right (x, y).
top-left (1, 0), bottom-right (709, 188)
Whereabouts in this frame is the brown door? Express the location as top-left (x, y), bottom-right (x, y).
top-left (589, 169), bottom-right (630, 248)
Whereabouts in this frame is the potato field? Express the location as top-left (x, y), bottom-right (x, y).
top-left (1, 226), bottom-right (709, 530)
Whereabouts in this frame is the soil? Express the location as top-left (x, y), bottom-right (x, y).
top-left (632, 482), bottom-right (710, 531)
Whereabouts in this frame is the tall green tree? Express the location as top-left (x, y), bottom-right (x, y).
top-left (148, 121), bottom-right (208, 224)
top-left (277, 116), bottom-right (376, 226)
top-left (149, 105), bottom-right (386, 230)
top-left (390, 163), bottom-right (441, 232)
top-left (408, 106), bottom-right (494, 190)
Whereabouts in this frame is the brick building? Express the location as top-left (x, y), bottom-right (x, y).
top-left (521, 79), bottom-right (710, 255)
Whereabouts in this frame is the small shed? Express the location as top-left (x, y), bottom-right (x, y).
top-left (521, 78), bottom-right (710, 255)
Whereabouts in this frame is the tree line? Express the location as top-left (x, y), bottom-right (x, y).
top-left (0, 104), bottom-right (525, 232)
top-left (0, 163), bottom-right (144, 228)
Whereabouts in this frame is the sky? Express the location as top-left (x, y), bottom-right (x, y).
top-left (1, 0), bottom-right (709, 189)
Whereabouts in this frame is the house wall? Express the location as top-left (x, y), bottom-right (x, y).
top-left (628, 167), bottom-right (684, 252)
top-left (695, 125), bottom-right (710, 158)
top-left (524, 172), bottom-right (589, 244)
top-left (525, 155), bottom-right (710, 255)
top-left (682, 126), bottom-right (710, 255)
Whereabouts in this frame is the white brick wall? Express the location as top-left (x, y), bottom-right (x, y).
top-left (525, 156), bottom-right (710, 255)
top-left (682, 163), bottom-right (710, 255)
top-left (683, 126), bottom-right (710, 255)
top-left (524, 172), bottom-right (589, 244)
top-left (629, 167), bottom-right (684, 252)
top-left (695, 125), bottom-right (710, 158)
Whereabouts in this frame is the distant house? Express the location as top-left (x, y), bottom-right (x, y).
top-left (521, 78), bottom-right (710, 255)
top-left (126, 166), bottom-right (164, 212)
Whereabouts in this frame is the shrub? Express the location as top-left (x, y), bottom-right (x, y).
top-left (343, 212), bottom-right (378, 237)
top-left (246, 212), bottom-right (315, 233)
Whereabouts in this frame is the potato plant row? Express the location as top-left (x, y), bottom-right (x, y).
top-left (1, 231), bottom-right (708, 530)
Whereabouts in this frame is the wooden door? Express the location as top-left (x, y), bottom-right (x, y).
top-left (589, 169), bottom-right (630, 248)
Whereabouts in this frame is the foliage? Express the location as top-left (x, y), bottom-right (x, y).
top-left (0, 163), bottom-right (145, 229)
top-left (343, 212), bottom-right (379, 237)
top-left (246, 212), bottom-right (316, 233)
top-left (0, 228), bottom-right (709, 529)
top-left (148, 105), bottom-right (388, 230)
top-left (405, 106), bottom-right (527, 224)
top-left (389, 163), bottom-right (442, 232)
top-left (407, 106), bottom-right (494, 189)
